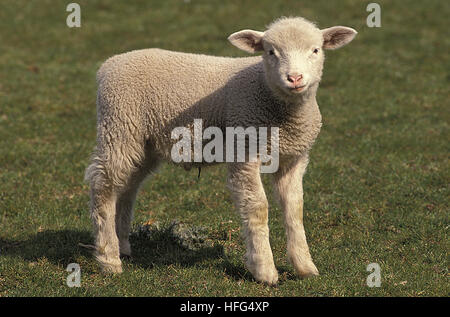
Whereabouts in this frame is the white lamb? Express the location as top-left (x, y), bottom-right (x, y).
top-left (85, 16), bottom-right (357, 285)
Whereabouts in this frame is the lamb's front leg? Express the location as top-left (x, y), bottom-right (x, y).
top-left (227, 161), bottom-right (278, 285)
top-left (273, 156), bottom-right (319, 278)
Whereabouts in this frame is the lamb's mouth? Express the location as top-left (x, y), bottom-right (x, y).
top-left (289, 84), bottom-right (307, 92)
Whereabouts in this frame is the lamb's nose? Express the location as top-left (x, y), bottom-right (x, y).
top-left (287, 74), bottom-right (303, 85)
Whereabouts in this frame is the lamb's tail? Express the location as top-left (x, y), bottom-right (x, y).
top-left (84, 151), bottom-right (108, 187)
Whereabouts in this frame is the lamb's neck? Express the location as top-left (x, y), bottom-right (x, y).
top-left (283, 85), bottom-right (319, 115)
top-left (265, 81), bottom-right (320, 122)
top-left (266, 83), bottom-right (323, 157)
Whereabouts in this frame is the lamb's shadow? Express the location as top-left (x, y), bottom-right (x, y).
top-left (127, 227), bottom-right (224, 269)
top-left (1, 230), bottom-right (298, 285)
top-left (0, 230), bottom-right (93, 266)
top-left (0, 229), bottom-right (224, 270)
top-left (219, 258), bottom-right (254, 282)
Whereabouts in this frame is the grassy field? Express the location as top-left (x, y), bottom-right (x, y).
top-left (0, 0), bottom-right (448, 296)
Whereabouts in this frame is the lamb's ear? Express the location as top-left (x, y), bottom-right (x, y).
top-left (228, 30), bottom-right (265, 54)
top-left (321, 26), bottom-right (357, 50)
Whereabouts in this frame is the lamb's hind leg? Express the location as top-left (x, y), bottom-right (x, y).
top-left (86, 142), bottom-right (149, 272)
top-left (227, 161), bottom-right (278, 285)
top-left (115, 158), bottom-right (160, 258)
top-left (115, 174), bottom-right (143, 259)
top-left (86, 157), bottom-right (122, 273)
top-left (273, 156), bottom-right (318, 278)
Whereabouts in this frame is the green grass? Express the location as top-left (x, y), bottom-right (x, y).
top-left (0, 0), bottom-right (448, 296)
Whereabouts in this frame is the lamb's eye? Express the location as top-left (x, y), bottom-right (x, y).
top-left (269, 50), bottom-right (275, 55)
top-left (313, 48), bottom-right (319, 54)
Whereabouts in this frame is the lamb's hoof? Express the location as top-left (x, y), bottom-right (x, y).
top-left (100, 262), bottom-right (123, 274)
top-left (250, 265), bottom-right (279, 286)
top-left (96, 256), bottom-right (123, 274)
top-left (296, 262), bottom-right (319, 279)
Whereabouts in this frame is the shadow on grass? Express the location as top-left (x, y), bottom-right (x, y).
top-left (219, 259), bottom-right (253, 282)
top-left (128, 232), bottom-right (224, 269)
top-left (219, 260), bottom-right (299, 285)
top-left (0, 230), bottom-right (92, 266)
top-left (0, 229), bottom-right (304, 285)
top-left (1, 229), bottom-right (303, 285)
top-left (0, 229), bottom-right (224, 271)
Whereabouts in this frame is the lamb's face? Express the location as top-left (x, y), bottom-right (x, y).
top-left (228, 17), bottom-right (357, 98)
top-left (261, 20), bottom-right (325, 95)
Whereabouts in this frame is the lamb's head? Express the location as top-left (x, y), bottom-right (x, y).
top-left (228, 17), bottom-right (357, 97)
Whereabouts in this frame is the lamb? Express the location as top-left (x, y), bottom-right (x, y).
top-left (85, 16), bottom-right (357, 285)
